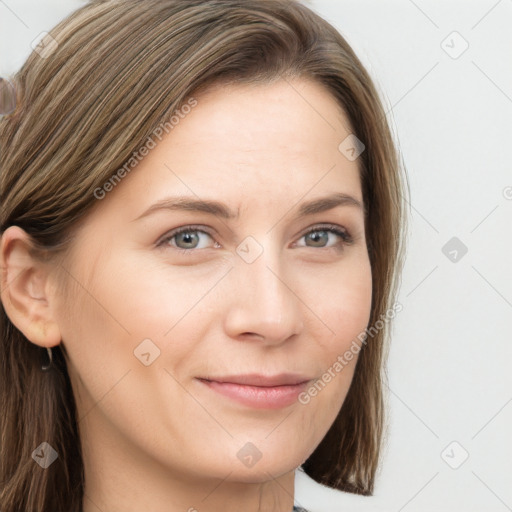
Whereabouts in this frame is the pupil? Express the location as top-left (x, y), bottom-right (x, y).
top-left (178, 232), bottom-right (198, 248)
top-left (307, 231), bottom-right (328, 247)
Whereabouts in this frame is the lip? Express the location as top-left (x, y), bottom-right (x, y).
top-left (197, 373), bottom-right (312, 410)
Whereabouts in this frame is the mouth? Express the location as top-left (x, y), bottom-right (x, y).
top-left (196, 373), bottom-right (313, 410)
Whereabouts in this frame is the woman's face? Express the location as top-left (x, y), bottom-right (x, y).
top-left (54, 78), bottom-right (372, 484)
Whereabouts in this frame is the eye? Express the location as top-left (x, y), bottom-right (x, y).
top-left (296, 224), bottom-right (353, 249)
top-left (158, 226), bottom-right (218, 252)
top-left (157, 223), bottom-right (353, 253)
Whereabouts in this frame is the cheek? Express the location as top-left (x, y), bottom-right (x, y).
top-left (55, 249), bottom-right (217, 392)
top-left (302, 255), bottom-right (373, 350)
top-left (295, 256), bottom-right (372, 405)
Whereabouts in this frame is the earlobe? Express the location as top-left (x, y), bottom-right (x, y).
top-left (0, 226), bottom-right (61, 348)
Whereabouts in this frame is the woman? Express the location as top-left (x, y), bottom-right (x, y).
top-left (0, 1), bottom-right (407, 511)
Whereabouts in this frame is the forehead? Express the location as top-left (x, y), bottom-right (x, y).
top-left (177, 78), bottom-right (353, 149)
top-left (137, 79), bottom-right (358, 188)
top-left (90, 78), bottom-right (363, 224)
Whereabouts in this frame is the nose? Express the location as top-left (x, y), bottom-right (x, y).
top-left (223, 248), bottom-right (304, 345)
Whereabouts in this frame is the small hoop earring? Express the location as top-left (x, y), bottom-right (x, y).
top-left (41, 347), bottom-right (53, 371)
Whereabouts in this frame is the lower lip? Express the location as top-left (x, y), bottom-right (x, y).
top-left (198, 379), bottom-right (309, 409)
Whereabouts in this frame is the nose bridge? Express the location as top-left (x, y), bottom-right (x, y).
top-left (224, 238), bottom-right (304, 342)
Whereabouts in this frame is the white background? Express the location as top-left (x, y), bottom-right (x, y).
top-left (1, 1), bottom-right (511, 511)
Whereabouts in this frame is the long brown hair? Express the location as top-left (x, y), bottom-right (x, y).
top-left (0, 1), bottom-right (407, 510)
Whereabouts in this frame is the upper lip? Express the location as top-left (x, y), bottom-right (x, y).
top-left (198, 373), bottom-right (312, 387)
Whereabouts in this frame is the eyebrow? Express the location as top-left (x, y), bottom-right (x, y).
top-left (134, 192), bottom-right (363, 222)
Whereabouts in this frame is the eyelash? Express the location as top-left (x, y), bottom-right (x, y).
top-left (157, 224), bottom-right (354, 254)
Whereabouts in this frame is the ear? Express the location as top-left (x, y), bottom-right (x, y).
top-left (0, 226), bottom-right (61, 348)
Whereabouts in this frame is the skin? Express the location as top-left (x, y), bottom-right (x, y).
top-left (0, 78), bottom-right (372, 512)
